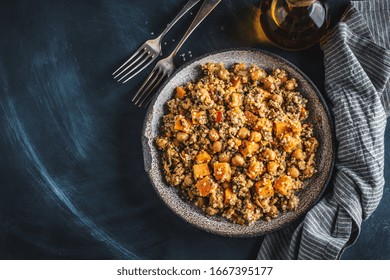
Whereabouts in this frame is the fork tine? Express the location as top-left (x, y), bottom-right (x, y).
top-left (114, 50), bottom-right (151, 81)
top-left (133, 69), bottom-right (162, 105)
top-left (132, 67), bottom-right (161, 103)
top-left (114, 52), bottom-right (146, 80)
top-left (136, 73), bottom-right (166, 107)
top-left (120, 55), bottom-right (155, 84)
top-left (112, 47), bottom-right (144, 76)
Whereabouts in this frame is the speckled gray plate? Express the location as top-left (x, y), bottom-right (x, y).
top-left (142, 49), bottom-right (334, 237)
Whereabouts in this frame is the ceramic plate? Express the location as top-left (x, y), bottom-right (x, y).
top-left (142, 49), bottom-right (334, 237)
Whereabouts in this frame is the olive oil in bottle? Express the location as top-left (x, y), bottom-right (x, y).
top-left (259, 0), bottom-right (329, 51)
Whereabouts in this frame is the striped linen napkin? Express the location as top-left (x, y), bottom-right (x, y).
top-left (258, 0), bottom-right (390, 259)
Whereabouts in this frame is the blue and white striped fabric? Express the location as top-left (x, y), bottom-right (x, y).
top-left (258, 0), bottom-right (390, 259)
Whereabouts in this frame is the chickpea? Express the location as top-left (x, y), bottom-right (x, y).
top-left (263, 148), bottom-right (276, 161)
top-left (176, 132), bottom-right (189, 143)
top-left (156, 137), bottom-right (168, 149)
top-left (250, 69), bottom-right (266, 81)
top-left (263, 76), bottom-right (276, 91)
top-left (232, 154), bottom-right (245, 167)
top-left (288, 167), bottom-right (300, 178)
top-left (272, 94), bottom-right (283, 104)
top-left (208, 129), bottom-right (220, 142)
top-left (304, 166), bottom-right (314, 176)
top-left (249, 131), bottom-right (262, 142)
top-left (213, 141), bottom-right (223, 153)
top-left (267, 161), bottom-right (279, 174)
top-left (183, 174), bottom-right (194, 187)
top-left (218, 68), bottom-right (230, 80)
top-left (285, 78), bottom-right (297, 90)
top-left (219, 153), bottom-right (230, 163)
top-left (237, 127), bottom-right (250, 139)
top-left (292, 148), bottom-right (305, 160)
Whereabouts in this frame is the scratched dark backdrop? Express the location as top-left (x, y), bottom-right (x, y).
top-left (0, 0), bottom-right (389, 259)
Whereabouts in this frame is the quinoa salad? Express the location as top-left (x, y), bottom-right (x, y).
top-left (155, 62), bottom-right (318, 225)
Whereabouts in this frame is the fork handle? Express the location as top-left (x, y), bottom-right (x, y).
top-left (170, 0), bottom-right (222, 57)
top-left (158, 0), bottom-right (201, 39)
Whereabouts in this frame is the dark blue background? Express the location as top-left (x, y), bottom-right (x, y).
top-left (0, 0), bottom-right (389, 259)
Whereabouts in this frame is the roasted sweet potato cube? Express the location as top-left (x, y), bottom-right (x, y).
top-left (254, 118), bottom-right (272, 132)
top-left (175, 86), bottom-right (186, 99)
top-left (290, 120), bottom-right (302, 133)
top-left (244, 110), bottom-right (258, 127)
top-left (193, 163), bottom-right (211, 179)
top-left (224, 187), bottom-right (235, 205)
top-left (213, 162), bottom-right (232, 182)
top-left (273, 121), bottom-right (290, 138)
top-left (255, 178), bottom-right (274, 198)
top-left (196, 176), bottom-right (215, 197)
top-left (246, 160), bottom-right (264, 180)
top-left (195, 150), bottom-right (211, 163)
top-left (273, 175), bottom-right (293, 196)
top-left (240, 140), bottom-right (260, 157)
top-left (174, 115), bottom-right (191, 133)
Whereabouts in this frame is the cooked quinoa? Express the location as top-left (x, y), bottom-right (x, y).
top-left (155, 62), bottom-right (318, 225)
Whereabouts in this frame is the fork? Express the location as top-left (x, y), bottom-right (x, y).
top-left (132, 0), bottom-right (222, 107)
top-left (112, 0), bottom-right (201, 83)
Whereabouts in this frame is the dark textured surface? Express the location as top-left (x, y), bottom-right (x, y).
top-left (143, 49), bottom-right (335, 237)
top-left (0, 0), bottom-right (388, 259)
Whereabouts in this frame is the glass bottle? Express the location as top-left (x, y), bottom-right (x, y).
top-left (259, 0), bottom-right (329, 51)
